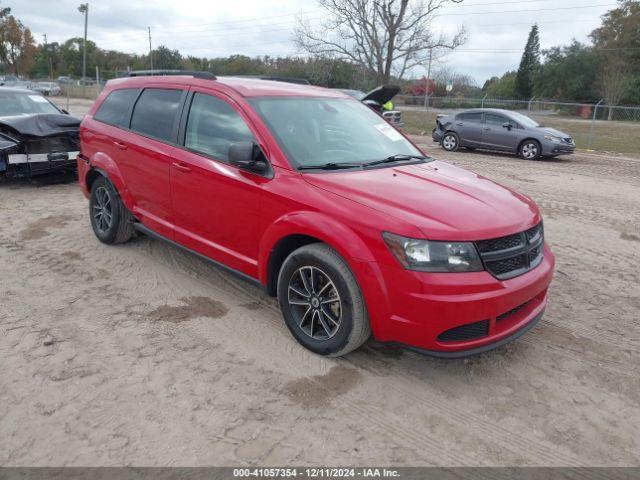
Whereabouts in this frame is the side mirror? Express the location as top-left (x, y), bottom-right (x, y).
top-left (228, 141), bottom-right (269, 174)
top-left (502, 122), bottom-right (512, 130)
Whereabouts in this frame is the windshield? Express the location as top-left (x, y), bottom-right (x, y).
top-left (249, 97), bottom-right (423, 168)
top-left (508, 111), bottom-right (540, 128)
top-left (0, 92), bottom-right (60, 116)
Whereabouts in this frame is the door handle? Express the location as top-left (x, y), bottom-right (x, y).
top-left (484, 127), bottom-right (491, 131)
top-left (113, 141), bottom-right (128, 150)
top-left (172, 161), bottom-right (192, 173)
top-left (456, 122), bottom-right (463, 126)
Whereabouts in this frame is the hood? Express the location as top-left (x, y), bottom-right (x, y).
top-left (536, 126), bottom-right (570, 138)
top-left (303, 161), bottom-right (541, 241)
top-left (362, 84), bottom-right (400, 106)
top-left (0, 113), bottom-right (80, 137)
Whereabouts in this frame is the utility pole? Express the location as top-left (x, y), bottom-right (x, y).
top-left (78, 3), bottom-right (89, 96)
top-left (43, 34), bottom-right (53, 80)
top-left (148, 27), bottom-right (154, 72)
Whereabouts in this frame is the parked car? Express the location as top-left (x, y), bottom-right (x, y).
top-left (78, 71), bottom-right (554, 358)
top-left (0, 76), bottom-right (36, 90)
top-left (57, 76), bottom-right (73, 84)
top-left (34, 82), bottom-right (62, 96)
top-left (432, 108), bottom-right (575, 160)
top-left (336, 85), bottom-right (404, 127)
top-left (0, 87), bottom-right (80, 177)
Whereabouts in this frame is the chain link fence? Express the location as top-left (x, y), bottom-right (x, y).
top-left (396, 95), bottom-right (640, 156)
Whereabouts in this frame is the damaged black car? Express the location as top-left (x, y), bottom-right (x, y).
top-left (0, 87), bottom-right (80, 177)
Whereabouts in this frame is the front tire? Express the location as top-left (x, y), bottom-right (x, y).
top-left (441, 132), bottom-right (460, 152)
top-left (519, 140), bottom-right (542, 160)
top-left (277, 243), bottom-right (371, 356)
top-left (89, 176), bottom-right (134, 244)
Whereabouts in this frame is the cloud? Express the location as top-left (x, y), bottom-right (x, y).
top-left (9, 0), bottom-right (610, 83)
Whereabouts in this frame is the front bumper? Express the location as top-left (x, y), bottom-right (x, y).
top-left (432, 128), bottom-right (444, 142)
top-left (5, 151), bottom-right (79, 176)
top-left (401, 309), bottom-right (544, 358)
top-left (542, 142), bottom-right (575, 156)
top-left (366, 244), bottom-right (555, 355)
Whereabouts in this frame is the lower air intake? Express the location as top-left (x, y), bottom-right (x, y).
top-left (437, 319), bottom-right (489, 342)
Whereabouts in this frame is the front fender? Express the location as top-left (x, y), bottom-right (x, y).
top-left (258, 211), bottom-right (392, 339)
top-left (259, 210), bottom-right (376, 284)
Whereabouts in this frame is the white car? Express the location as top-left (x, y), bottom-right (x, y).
top-left (34, 82), bottom-right (62, 96)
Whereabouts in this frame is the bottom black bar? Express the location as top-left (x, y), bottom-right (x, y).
top-left (0, 468), bottom-right (638, 480)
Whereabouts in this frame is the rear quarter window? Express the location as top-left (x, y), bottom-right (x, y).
top-left (94, 88), bottom-right (140, 128)
top-left (130, 88), bottom-right (183, 142)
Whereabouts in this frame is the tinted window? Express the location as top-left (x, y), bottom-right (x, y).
top-left (94, 88), bottom-right (139, 127)
top-left (485, 113), bottom-right (507, 126)
top-left (130, 88), bottom-right (183, 142)
top-left (185, 93), bottom-right (254, 162)
top-left (460, 112), bottom-right (482, 123)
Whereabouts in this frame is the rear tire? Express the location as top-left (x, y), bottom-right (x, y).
top-left (519, 140), bottom-right (542, 161)
top-left (441, 132), bottom-right (460, 152)
top-left (89, 176), bottom-right (134, 244)
top-left (277, 243), bottom-right (371, 356)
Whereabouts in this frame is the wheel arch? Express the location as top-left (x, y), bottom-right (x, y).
top-left (259, 212), bottom-right (377, 297)
top-left (85, 167), bottom-right (107, 192)
top-left (85, 152), bottom-right (134, 209)
top-left (264, 233), bottom-right (324, 296)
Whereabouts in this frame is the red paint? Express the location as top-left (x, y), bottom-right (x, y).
top-left (79, 75), bottom-right (555, 355)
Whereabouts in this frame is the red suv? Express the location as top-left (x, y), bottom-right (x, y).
top-left (78, 72), bottom-right (555, 357)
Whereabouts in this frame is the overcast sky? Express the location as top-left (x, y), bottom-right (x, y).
top-left (9, 0), bottom-right (614, 85)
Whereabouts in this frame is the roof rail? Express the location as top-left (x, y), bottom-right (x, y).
top-left (127, 70), bottom-right (216, 80)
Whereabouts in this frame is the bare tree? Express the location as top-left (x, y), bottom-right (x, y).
top-left (599, 60), bottom-right (632, 120)
top-left (294, 0), bottom-right (467, 84)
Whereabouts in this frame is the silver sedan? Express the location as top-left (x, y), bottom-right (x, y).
top-left (432, 108), bottom-right (575, 160)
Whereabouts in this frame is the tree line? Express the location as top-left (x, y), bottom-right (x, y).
top-left (1, 0), bottom-right (638, 106)
top-left (483, 0), bottom-right (640, 107)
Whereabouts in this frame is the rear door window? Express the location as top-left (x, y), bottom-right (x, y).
top-left (130, 88), bottom-right (183, 142)
top-left (184, 93), bottom-right (254, 162)
top-left (460, 112), bottom-right (483, 123)
top-left (94, 88), bottom-right (140, 128)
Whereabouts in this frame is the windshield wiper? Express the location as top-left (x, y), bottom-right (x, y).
top-left (362, 154), bottom-right (428, 167)
top-left (298, 162), bottom-right (362, 171)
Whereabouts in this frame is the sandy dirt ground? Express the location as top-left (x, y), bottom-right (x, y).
top-left (1, 131), bottom-right (639, 466)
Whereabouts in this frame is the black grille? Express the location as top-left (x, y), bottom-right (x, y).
top-left (525, 224), bottom-right (542, 243)
top-left (486, 254), bottom-right (527, 276)
top-left (476, 233), bottom-right (523, 253)
top-left (497, 301), bottom-right (530, 322)
top-left (437, 319), bottom-right (489, 342)
top-left (563, 137), bottom-right (573, 144)
top-left (476, 223), bottom-right (544, 280)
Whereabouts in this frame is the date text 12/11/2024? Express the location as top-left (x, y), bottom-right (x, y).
top-left (232, 468), bottom-right (401, 478)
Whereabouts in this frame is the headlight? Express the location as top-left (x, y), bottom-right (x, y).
top-left (544, 135), bottom-right (562, 143)
top-left (382, 232), bottom-right (483, 272)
